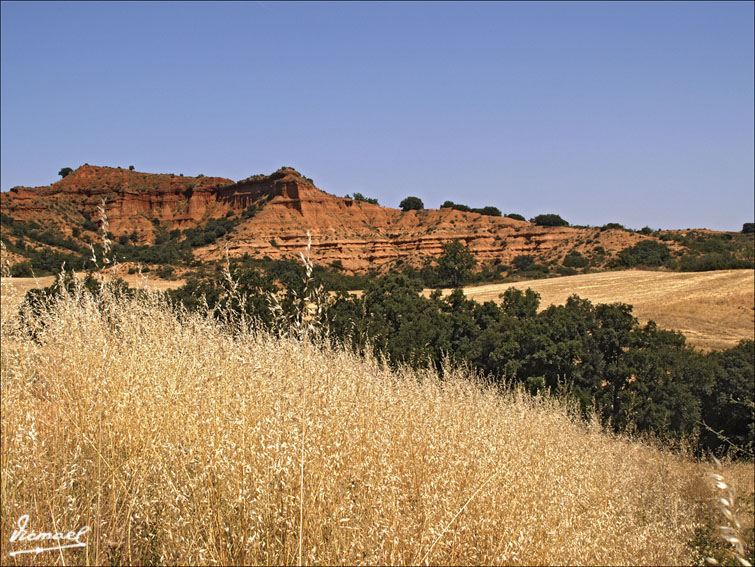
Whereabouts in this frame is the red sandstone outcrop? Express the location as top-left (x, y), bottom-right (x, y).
top-left (0, 165), bottom-right (665, 273)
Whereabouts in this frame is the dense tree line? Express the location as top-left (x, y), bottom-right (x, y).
top-left (505, 213), bottom-right (526, 221)
top-left (440, 201), bottom-right (502, 216)
top-left (346, 192), bottom-right (379, 205)
top-left (531, 214), bottom-right (569, 227)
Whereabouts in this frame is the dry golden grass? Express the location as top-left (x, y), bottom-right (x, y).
top-left (0, 274), bottom-right (182, 323)
top-left (1, 273), bottom-right (184, 294)
top-left (450, 270), bottom-right (755, 351)
top-left (1, 281), bottom-right (753, 565)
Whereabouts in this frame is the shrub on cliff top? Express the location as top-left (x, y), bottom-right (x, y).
top-left (616, 240), bottom-right (672, 268)
top-left (532, 214), bottom-right (569, 227)
top-left (351, 192), bottom-right (379, 205)
top-left (400, 196), bottom-right (424, 211)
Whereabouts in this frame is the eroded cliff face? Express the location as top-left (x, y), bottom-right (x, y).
top-left (1, 165), bottom-right (654, 272)
top-left (214, 204), bottom-right (643, 272)
top-left (1, 165), bottom-right (235, 238)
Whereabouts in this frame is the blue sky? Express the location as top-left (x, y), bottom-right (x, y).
top-left (1, 1), bottom-right (753, 231)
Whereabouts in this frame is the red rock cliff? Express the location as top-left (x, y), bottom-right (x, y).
top-left (1, 164), bottom-right (663, 272)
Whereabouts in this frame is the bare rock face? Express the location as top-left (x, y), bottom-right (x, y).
top-left (1, 164), bottom-right (658, 272)
top-left (2, 165), bottom-right (234, 239)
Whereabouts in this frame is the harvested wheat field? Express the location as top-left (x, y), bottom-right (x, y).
top-left (454, 270), bottom-right (754, 351)
top-left (1, 281), bottom-right (752, 566)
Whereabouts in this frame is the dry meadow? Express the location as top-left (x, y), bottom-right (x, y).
top-left (1, 279), bottom-right (752, 565)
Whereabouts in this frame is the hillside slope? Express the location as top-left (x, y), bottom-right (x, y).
top-left (2, 284), bottom-right (752, 565)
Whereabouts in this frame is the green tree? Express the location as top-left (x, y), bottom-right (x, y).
top-left (440, 201), bottom-right (471, 212)
top-left (399, 196), bottom-right (424, 211)
top-left (512, 254), bottom-right (535, 271)
top-left (58, 167), bottom-right (73, 178)
top-left (563, 250), bottom-right (588, 268)
top-left (521, 296), bottom-right (605, 407)
top-left (616, 240), bottom-right (671, 268)
top-left (602, 222), bottom-right (626, 231)
top-left (360, 274), bottom-right (448, 365)
top-left (700, 340), bottom-right (755, 457)
top-left (532, 213), bottom-right (569, 227)
top-left (472, 206), bottom-right (502, 217)
top-left (500, 287), bottom-right (540, 319)
top-left (10, 261), bottom-right (33, 277)
top-left (437, 239), bottom-right (476, 287)
top-left (352, 192), bottom-right (379, 205)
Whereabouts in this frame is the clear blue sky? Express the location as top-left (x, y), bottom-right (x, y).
top-left (2, 1), bottom-right (753, 231)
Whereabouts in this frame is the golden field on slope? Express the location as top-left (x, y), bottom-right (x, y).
top-left (1, 281), bottom-right (752, 565)
top-left (453, 269), bottom-right (754, 351)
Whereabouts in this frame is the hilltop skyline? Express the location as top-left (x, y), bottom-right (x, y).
top-left (1, 1), bottom-right (753, 231)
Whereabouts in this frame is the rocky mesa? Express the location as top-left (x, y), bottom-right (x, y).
top-left (1, 164), bottom-right (690, 272)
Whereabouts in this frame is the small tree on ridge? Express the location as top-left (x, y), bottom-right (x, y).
top-left (400, 196), bottom-right (424, 212)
